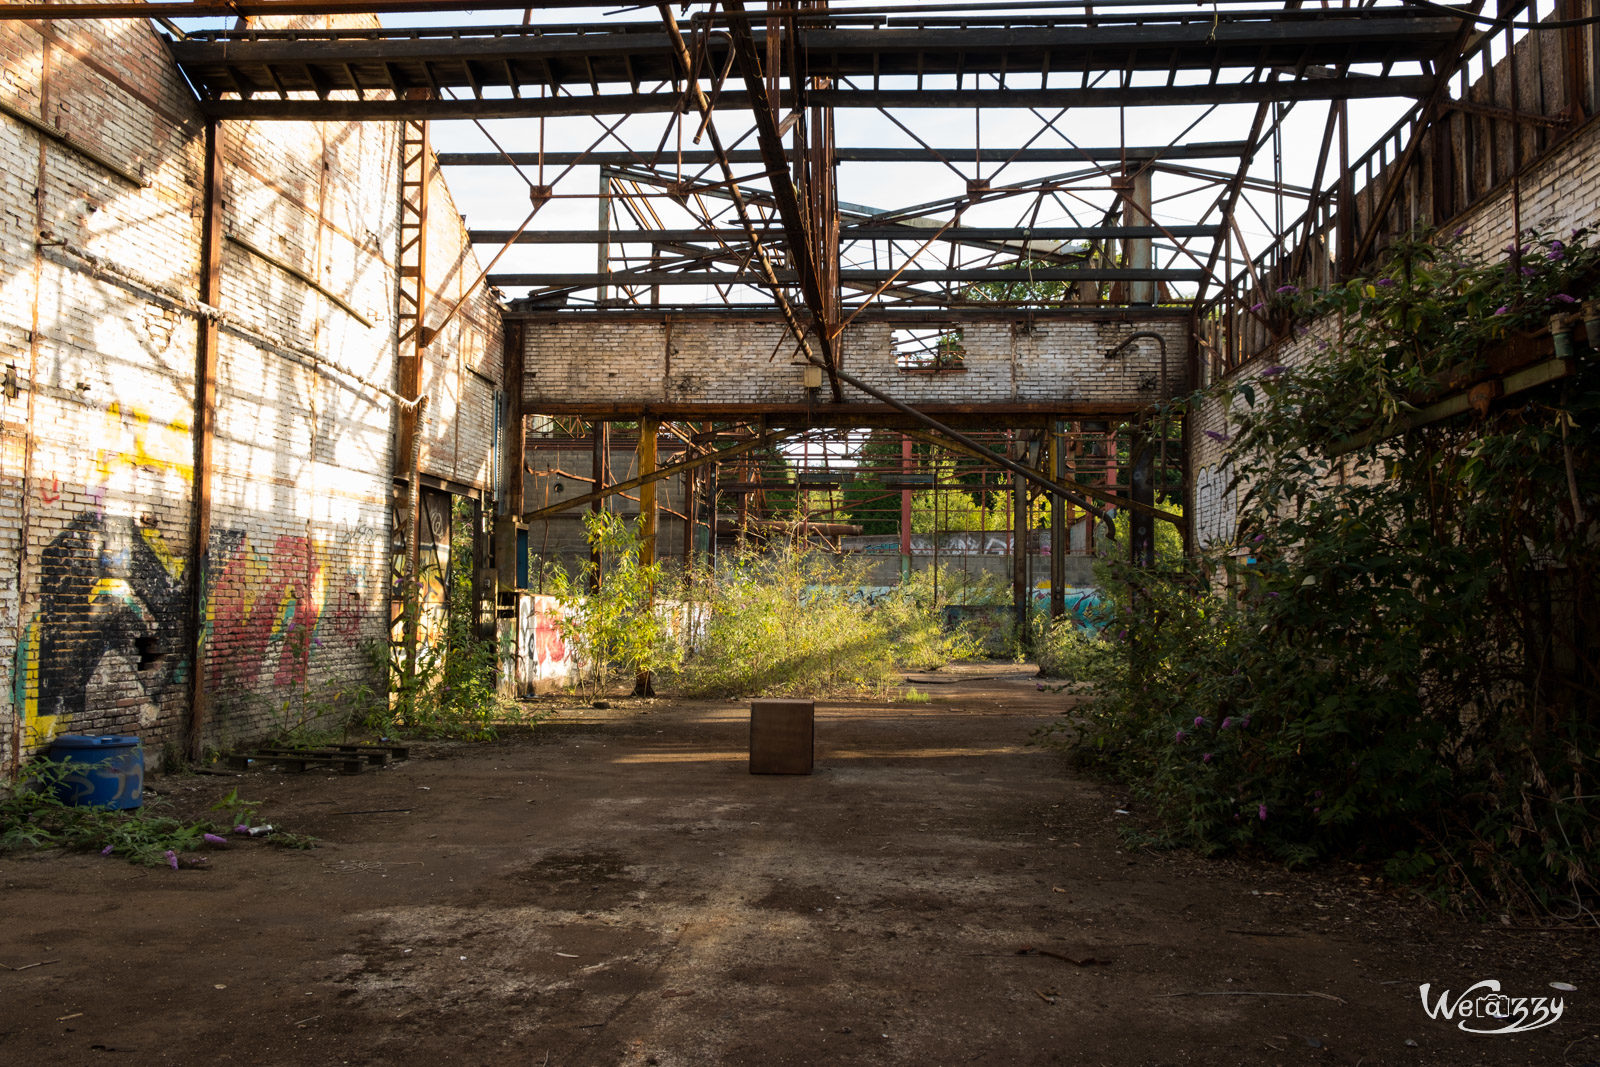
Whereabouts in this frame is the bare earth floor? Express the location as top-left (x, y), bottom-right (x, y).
top-left (2, 664), bottom-right (1596, 1066)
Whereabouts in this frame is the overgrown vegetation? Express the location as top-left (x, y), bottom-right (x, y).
top-left (549, 516), bottom-right (980, 697)
top-left (0, 764), bottom-right (313, 866)
top-left (1053, 231), bottom-right (1599, 914)
top-left (670, 536), bottom-right (980, 696)
top-left (544, 510), bottom-right (681, 697)
top-left (371, 499), bottom-right (520, 739)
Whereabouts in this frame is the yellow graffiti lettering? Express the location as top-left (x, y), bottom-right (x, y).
top-left (140, 526), bottom-right (186, 582)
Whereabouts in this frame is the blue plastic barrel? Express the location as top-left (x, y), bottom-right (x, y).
top-left (47, 735), bottom-right (144, 809)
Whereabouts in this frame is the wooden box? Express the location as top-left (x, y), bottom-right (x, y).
top-left (749, 699), bottom-right (814, 774)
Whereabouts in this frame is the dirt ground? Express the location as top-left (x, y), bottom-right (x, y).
top-left (3, 664), bottom-right (1596, 1066)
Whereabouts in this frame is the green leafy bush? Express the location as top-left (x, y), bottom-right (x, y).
top-left (669, 538), bottom-right (974, 697)
top-left (1054, 231), bottom-right (1600, 913)
top-left (543, 510), bottom-right (682, 697)
top-left (374, 500), bottom-right (521, 740)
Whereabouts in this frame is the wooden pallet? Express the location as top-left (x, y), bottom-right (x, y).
top-left (224, 744), bottom-right (408, 775)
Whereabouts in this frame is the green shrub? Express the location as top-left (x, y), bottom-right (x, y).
top-left (669, 538), bottom-right (974, 697)
top-left (1051, 230), bottom-right (1600, 913)
top-left (543, 510), bottom-right (682, 697)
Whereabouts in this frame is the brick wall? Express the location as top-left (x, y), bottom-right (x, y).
top-left (522, 315), bottom-right (1188, 412)
top-left (1187, 116), bottom-right (1600, 552)
top-left (0, 15), bottom-right (501, 770)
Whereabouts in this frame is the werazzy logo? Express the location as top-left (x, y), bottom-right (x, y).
top-left (1419, 980), bottom-right (1564, 1035)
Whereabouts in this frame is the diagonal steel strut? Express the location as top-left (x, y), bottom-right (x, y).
top-left (722, 0), bottom-right (843, 397)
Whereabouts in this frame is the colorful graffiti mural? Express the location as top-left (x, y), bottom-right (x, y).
top-left (513, 594), bottom-right (577, 695)
top-left (12, 514), bottom-right (187, 746)
top-left (12, 513), bottom-right (375, 745)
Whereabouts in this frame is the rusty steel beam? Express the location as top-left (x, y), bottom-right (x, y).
top-left (472, 224), bottom-right (1221, 244)
top-left (438, 143), bottom-right (1252, 166)
top-left (0, 1), bottom-right (587, 17)
top-left (522, 426), bottom-right (796, 523)
top-left (723, 0), bottom-right (840, 392)
top-left (186, 119), bottom-right (224, 761)
top-left (493, 267), bottom-right (1206, 288)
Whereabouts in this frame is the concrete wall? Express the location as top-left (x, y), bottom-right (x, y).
top-left (521, 315), bottom-right (1187, 413)
top-left (0, 15), bottom-right (501, 769)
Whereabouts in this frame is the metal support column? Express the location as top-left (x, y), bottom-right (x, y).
top-left (1049, 423), bottom-right (1064, 620)
top-left (1012, 462), bottom-right (1028, 645)
top-left (392, 116), bottom-right (430, 718)
top-left (186, 118), bottom-right (223, 759)
top-left (589, 420), bottom-right (608, 593)
top-left (900, 434), bottom-right (913, 584)
top-left (1130, 426), bottom-right (1156, 569)
top-left (635, 418), bottom-right (659, 696)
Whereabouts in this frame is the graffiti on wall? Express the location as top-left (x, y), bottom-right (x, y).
top-left (12, 514), bottom-right (187, 746)
top-left (513, 593), bottom-right (576, 695)
top-left (12, 513), bottom-right (375, 745)
top-left (1194, 460), bottom-right (1238, 548)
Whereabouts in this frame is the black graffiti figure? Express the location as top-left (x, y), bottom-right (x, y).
top-left (34, 513), bottom-right (185, 725)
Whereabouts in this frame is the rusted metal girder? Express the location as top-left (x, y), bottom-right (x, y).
top-left (186, 119), bottom-right (224, 761)
top-left (522, 426), bottom-right (796, 523)
top-left (439, 144), bottom-right (1251, 166)
top-left (0, 0), bottom-right (587, 16)
top-left (723, 0), bottom-right (842, 397)
top-left (651, 4), bottom-right (830, 398)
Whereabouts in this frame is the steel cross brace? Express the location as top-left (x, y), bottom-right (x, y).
top-left (722, 0), bottom-right (843, 400)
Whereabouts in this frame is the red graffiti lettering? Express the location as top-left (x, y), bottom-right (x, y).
top-left (210, 535), bottom-right (323, 689)
top-left (534, 614), bottom-right (567, 666)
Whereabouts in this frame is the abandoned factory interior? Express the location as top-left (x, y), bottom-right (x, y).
top-left (1, 0), bottom-right (1597, 1063)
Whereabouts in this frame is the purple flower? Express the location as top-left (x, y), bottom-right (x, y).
top-left (100, 845), bottom-right (114, 856)
top-left (1375, 277), bottom-right (1395, 287)
top-left (1252, 533), bottom-right (1265, 543)
top-left (1221, 717), bottom-right (1233, 730)
top-left (1313, 790), bottom-right (1323, 799)
top-left (165, 850), bottom-right (179, 870)
top-left (1204, 430), bottom-right (1231, 444)
top-left (1175, 729), bottom-right (1188, 743)
top-left (203, 833), bottom-right (227, 846)
top-left (1313, 807), bottom-right (1321, 815)
top-left (1551, 239), bottom-right (1565, 253)
top-left (1261, 365), bottom-right (1287, 377)
top-left (1275, 284), bottom-right (1298, 295)
top-left (1250, 302), bottom-right (1265, 312)
top-left (1193, 716), bottom-right (1206, 728)
top-left (1494, 306), bottom-right (1510, 315)
top-left (1521, 266), bottom-right (1538, 277)
top-left (1548, 250), bottom-right (1565, 261)
top-left (1266, 591), bottom-right (1280, 598)
top-left (1258, 804), bottom-right (1268, 822)
top-left (234, 824), bottom-right (251, 835)
top-left (1202, 753), bottom-right (1213, 763)
top-left (1553, 293), bottom-right (1577, 304)
top-left (1240, 716), bottom-right (1252, 729)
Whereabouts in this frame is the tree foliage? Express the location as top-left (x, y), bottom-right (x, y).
top-left (1056, 230), bottom-right (1600, 913)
